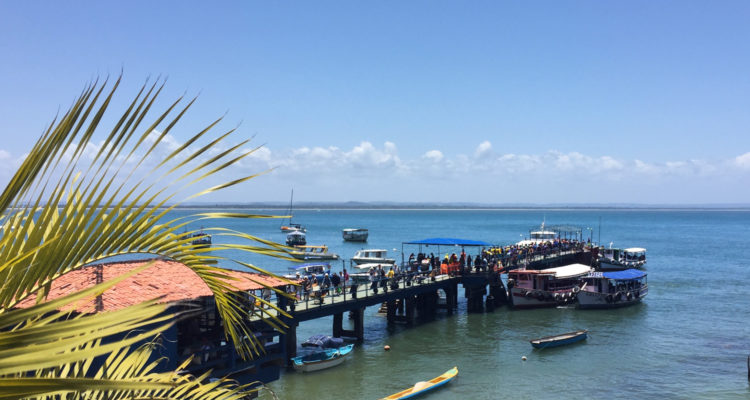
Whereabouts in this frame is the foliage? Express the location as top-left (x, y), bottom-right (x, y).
top-left (0, 77), bottom-right (291, 398)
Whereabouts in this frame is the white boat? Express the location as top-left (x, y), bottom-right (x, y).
top-left (578, 269), bottom-right (648, 309)
top-left (351, 249), bottom-right (395, 265)
top-left (517, 221), bottom-right (557, 246)
top-left (286, 230), bottom-right (307, 246)
top-left (342, 228), bottom-right (368, 242)
top-left (598, 246), bottom-right (647, 271)
top-left (348, 262), bottom-right (395, 284)
top-left (507, 263), bottom-right (592, 309)
top-left (290, 245), bottom-right (340, 261)
top-left (283, 263), bottom-right (331, 280)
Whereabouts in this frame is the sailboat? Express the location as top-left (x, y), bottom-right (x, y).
top-left (280, 189), bottom-right (306, 232)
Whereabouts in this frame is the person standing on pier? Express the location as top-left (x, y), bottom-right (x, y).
top-left (370, 267), bottom-right (379, 294)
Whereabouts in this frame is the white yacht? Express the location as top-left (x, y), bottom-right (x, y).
top-left (350, 249), bottom-right (395, 265)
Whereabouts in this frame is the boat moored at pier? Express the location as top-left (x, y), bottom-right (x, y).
top-left (351, 249), bottom-right (395, 265)
top-left (597, 246), bottom-right (647, 271)
top-left (507, 263), bottom-right (592, 309)
top-left (286, 230), bottom-right (307, 246)
top-left (578, 269), bottom-right (648, 309)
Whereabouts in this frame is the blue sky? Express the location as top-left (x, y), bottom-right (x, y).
top-left (1, 1), bottom-right (749, 204)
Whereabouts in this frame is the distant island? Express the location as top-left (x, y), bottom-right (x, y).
top-left (171, 201), bottom-right (750, 210)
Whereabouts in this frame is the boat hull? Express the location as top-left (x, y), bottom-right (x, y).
top-left (351, 257), bottom-right (395, 265)
top-left (577, 287), bottom-right (648, 309)
top-left (381, 367), bottom-right (458, 400)
top-left (530, 330), bottom-right (588, 349)
top-left (510, 287), bottom-right (578, 309)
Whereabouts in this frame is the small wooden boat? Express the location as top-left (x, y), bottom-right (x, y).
top-left (380, 367), bottom-right (458, 400)
top-left (342, 228), bottom-right (368, 242)
top-left (291, 344), bottom-right (354, 372)
top-left (530, 330), bottom-right (588, 349)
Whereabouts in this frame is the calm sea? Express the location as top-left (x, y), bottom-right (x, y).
top-left (176, 208), bottom-right (750, 399)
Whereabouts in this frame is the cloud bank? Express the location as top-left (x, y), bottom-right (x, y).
top-left (1, 136), bottom-right (748, 204)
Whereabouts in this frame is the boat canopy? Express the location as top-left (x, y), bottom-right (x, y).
top-left (602, 269), bottom-right (646, 280)
top-left (301, 334), bottom-right (345, 349)
top-left (541, 263), bottom-right (592, 279)
top-left (624, 247), bottom-right (646, 253)
top-left (403, 238), bottom-right (492, 246)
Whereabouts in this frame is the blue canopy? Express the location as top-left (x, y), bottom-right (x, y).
top-left (602, 269), bottom-right (646, 280)
top-left (403, 237), bottom-right (492, 246)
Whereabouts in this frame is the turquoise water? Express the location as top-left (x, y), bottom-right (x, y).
top-left (181, 208), bottom-right (750, 399)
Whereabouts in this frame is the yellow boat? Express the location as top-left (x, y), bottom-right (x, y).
top-left (380, 367), bottom-right (458, 400)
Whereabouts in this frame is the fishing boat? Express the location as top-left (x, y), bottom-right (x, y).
top-left (280, 189), bottom-right (306, 233)
top-left (597, 246), bottom-right (647, 271)
top-left (286, 230), bottom-right (307, 246)
top-left (289, 245), bottom-right (340, 261)
top-left (290, 343), bottom-right (354, 372)
top-left (380, 367), bottom-right (458, 400)
top-left (530, 330), bottom-right (588, 349)
top-left (578, 269), bottom-right (648, 309)
top-left (342, 228), bottom-right (368, 242)
top-left (351, 249), bottom-right (395, 265)
top-left (506, 263), bottom-right (592, 309)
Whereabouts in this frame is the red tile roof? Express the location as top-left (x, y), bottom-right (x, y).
top-left (16, 259), bottom-right (288, 314)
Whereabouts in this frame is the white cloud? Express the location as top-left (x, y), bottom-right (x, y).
top-left (734, 152), bottom-right (750, 169)
top-left (475, 140), bottom-right (493, 157)
top-left (422, 150), bottom-right (443, 163)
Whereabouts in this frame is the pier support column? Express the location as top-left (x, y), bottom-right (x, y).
top-left (340, 307), bottom-right (366, 341)
top-left (332, 312), bottom-right (343, 338)
top-left (465, 285), bottom-right (486, 313)
top-left (283, 322), bottom-right (298, 364)
top-left (386, 300), bottom-right (397, 323)
top-left (398, 298), bottom-right (405, 315)
top-left (405, 295), bottom-right (416, 325)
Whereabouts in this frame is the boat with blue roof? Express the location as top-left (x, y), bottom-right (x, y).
top-left (577, 269), bottom-right (648, 309)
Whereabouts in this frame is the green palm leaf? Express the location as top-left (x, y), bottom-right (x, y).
top-left (0, 77), bottom-right (292, 399)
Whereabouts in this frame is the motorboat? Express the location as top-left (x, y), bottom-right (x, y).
top-left (189, 232), bottom-right (211, 248)
top-left (348, 262), bottom-right (396, 284)
top-left (597, 246), bottom-right (647, 271)
top-left (530, 330), bottom-right (588, 349)
top-left (342, 228), bottom-right (368, 242)
top-left (284, 263), bottom-right (330, 284)
top-left (286, 230), bottom-right (307, 246)
top-left (289, 245), bottom-right (340, 261)
top-left (351, 249), bottom-right (395, 265)
top-left (380, 367), bottom-right (458, 400)
top-left (517, 221), bottom-right (557, 246)
top-left (507, 263), bottom-right (592, 309)
top-left (291, 335), bottom-right (353, 372)
top-left (578, 269), bottom-right (648, 309)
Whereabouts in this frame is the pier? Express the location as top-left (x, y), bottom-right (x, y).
top-left (253, 245), bottom-right (593, 362)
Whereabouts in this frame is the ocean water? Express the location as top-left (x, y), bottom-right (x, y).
top-left (178, 208), bottom-right (750, 399)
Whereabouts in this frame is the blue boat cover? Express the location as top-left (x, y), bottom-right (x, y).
top-left (403, 237), bottom-right (492, 246)
top-left (601, 269), bottom-right (646, 280)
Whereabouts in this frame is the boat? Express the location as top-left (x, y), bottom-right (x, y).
top-left (506, 263), bottom-right (592, 309)
top-left (342, 228), bottom-right (368, 242)
top-left (351, 249), bottom-right (395, 265)
top-left (286, 230), bottom-right (307, 246)
top-left (280, 189), bottom-right (306, 233)
top-left (530, 330), bottom-right (588, 349)
top-left (289, 245), bottom-right (340, 261)
top-left (597, 246), bottom-right (647, 271)
top-left (517, 221), bottom-right (557, 246)
top-left (290, 343), bottom-right (354, 372)
top-left (284, 263), bottom-right (330, 283)
top-left (189, 232), bottom-right (211, 248)
top-left (578, 269), bottom-right (648, 309)
top-left (380, 367), bottom-right (458, 400)
top-left (348, 262), bottom-right (396, 284)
